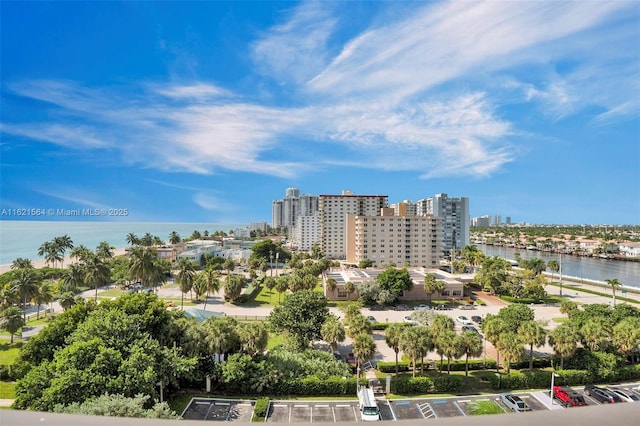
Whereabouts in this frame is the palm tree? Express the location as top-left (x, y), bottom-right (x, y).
top-left (126, 232), bottom-right (139, 247)
top-left (61, 263), bottom-right (86, 293)
top-left (321, 315), bottom-right (346, 353)
top-left (53, 235), bottom-right (73, 268)
top-left (38, 241), bottom-right (57, 268)
top-left (33, 280), bottom-right (54, 320)
top-left (0, 285), bottom-right (18, 310)
top-left (415, 326), bottom-right (434, 373)
top-left (440, 330), bottom-right (461, 374)
top-left (580, 318), bottom-right (611, 352)
top-left (458, 331), bottom-right (483, 379)
top-left (549, 323), bottom-right (579, 369)
top-left (423, 273), bottom-right (445, 303)
top-left (11, 258), bottom-right (33, 270)
top-left (58, 291), bottom-right (77, 311)
top-left (96, 241), bottom-right (114, 262)
top-left (344, 281), bottom-right (356, 299)
top-left (605, 278), bottom-right (622, 306)
top-left (400, 326), bottom-right (423, 377)
top-left (547, 260), bottom-right (559, 282)
top-left (431, 315), bottom-right (455, 371)
top-left (352, 333), bottom-right (376, 377)
top-left (275, 276), bottom-right (289, 302)
top-left (203, 316), bottom-right (240, 360)
top-left (238, 322), bottom-right (268, 356)
top-left (518, 320), bottom-right (547, 370)
top-left (612, 318), bottom-right (640, 363)
top-left (481, 315), bottom-right (507, 372)
top-left (0, 306), bottom-right (25, 343)
top-left (169, 231), bottom-right (181, 245)
top-left (85, 254), bottom-right (110, 301)
top-left (496, 332), bottom-right (523, 374)
top-left (128, 247), bottom-right (157, 288)
top-left (326, 277), bottom-right (337, 296)
top-left (176, 257), bottom-right (196, 309)
top-left (141, 232), bottom-right (154, 247)
top-left (11, 268), bottom-right (39, 322)
top-left (384, 323), bottom-right (405, 378)
top-left (200, 268), bottom-right (221, 309)
top-left (70, 245), bottom-right (92, 264)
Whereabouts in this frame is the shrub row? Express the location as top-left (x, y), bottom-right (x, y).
top-left (274, 376), bottom-right (362, 396)
top-left (488, 364), bottom-right (640, 391)
top-left (377, 359), bottom-right (497, 373)
top-left (0, 361), bottom-right (29, 381)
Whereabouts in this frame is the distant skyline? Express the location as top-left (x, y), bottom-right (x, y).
top-left (1, 1), bottom-right (639, 225)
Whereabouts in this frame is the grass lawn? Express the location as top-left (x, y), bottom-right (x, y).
top-left (0, 381), bottom-right (16, 399)
top-left (99, 288), bottom-right (126, 297)
top-left (553, 317), bottom-right (569, 324)
top-left (468, 400), bottom-right (504, 415)
top-left (0, 342), bottom-right (23, 365)
top-left (243, 286), bottom-right (280, 307)
top-left (267, 334), bottom-right (286, 350)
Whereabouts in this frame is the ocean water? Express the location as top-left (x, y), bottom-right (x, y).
top-left (0, 221), bottom-right (245, 265)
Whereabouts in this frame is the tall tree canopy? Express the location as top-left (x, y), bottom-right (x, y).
top-left (269, 290), bottom-right (329, 350)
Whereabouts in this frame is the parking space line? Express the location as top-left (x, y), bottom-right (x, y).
top-left (289, 405), bottom-right (292, 424)
top-left (294, 404), bottom-right (309, 407)
top-left (332, 406), bottom-right (336, 423)
top-left (453, 401), bottom-right (466, 417)
top-left (458, 400), bottom-right (470, 403)
top-left (216, 402), bottom-right (230, 406)
top-left (225, 404), bottom-right (232, 421)
top-left (387, 401), bottom-right (398, 421)
top-left (352, 405), bottom-right (359, 422)
top-left (310, 406), bottom-right (313, 423)
top-left (336, 404), bottom-right (350, 407)
top-left (204, 403), bottom-right (216, 421)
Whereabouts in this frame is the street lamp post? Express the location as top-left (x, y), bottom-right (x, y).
top-left (494, 372), bottom-right (501, 390)
top-left (550, 372), bottom-right (559, 405)
top-left (269, 251), bottom-right (273, 277)
top-left (157, 381), bottom-right (163, 403)
top-left (275, 252), bottom-right (280, 277)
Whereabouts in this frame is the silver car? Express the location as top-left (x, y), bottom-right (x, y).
top-left (500, 393), bottom-right (530, 412)
top-left (609, 388), bottom-right (639, 402)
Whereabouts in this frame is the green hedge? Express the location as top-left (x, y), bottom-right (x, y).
top-left (393, 376), bottom-right (434, 394)
top-left (378, 359), bottom-right (497, 374)
top-left (276, 376), bottom-right (363, 396)
top-left (432, 375), bottom-right (465, 393)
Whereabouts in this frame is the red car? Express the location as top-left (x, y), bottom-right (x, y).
top-left (553, 386), bottom-right (586, 407)
top-left (345, 353), bottom-right (357, 366)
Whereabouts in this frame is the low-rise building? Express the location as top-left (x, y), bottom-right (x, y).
top-left (323, 267), bottom-right (464, 301)
top-left (619, 242), bottom-right (640, 258)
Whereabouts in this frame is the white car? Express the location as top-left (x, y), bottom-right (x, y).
top-left (403, 316), bottom-right (418, 325)
top-left (609, 388), bottom-right (639, 402)
top-left (500, 393), bottom-right (530, 412)
top-left (456, 315), bottom-right (473, 325)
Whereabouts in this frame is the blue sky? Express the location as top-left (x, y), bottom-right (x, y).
top-left (1, 0), bottom-right (639, 225)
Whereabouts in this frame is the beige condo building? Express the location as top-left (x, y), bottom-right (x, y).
top-left (346, 208), bottom-right (441, 268)
top-left (319, 191), bottom-right (388, 259)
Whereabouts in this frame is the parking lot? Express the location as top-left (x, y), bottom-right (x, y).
top-left (266, 401), bottom-right (362, 423)
top-left (181, 398), bottom-right (255, 421)
top-left (180, 385), bottom-right (640, 422)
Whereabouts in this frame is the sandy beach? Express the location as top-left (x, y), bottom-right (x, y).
top-left (0, 247), bottom-right (128, 274)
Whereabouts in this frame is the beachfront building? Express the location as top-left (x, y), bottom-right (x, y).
top-left (319, 191), bottom-right (388, 259)
top-left (323, 267), bottom-right (463, 301)
top-left (271, 187), bottom-right (319, 230)
top-left (416, 193), bottom-right (469, 254)
top-left (345, 208), bottom-right (441, 268)
top-left (290, 213), bottom-right (320, 251)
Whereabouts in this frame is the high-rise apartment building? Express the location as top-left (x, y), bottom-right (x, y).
top-left (291, 213), bottom-right (320, 251)
top-left (345, 208), bottom-right (441, 267)
top-left (416, 193), bottom-right (469, 253)
top-left (389, 200), bottom-right (417, 217)
top-left (271, 188), bottom-right (319, 229)
top-left (319, 191), bottom-right (388, 259)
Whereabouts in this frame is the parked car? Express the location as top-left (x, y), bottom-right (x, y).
top-left (459, 304), bottom-right (475, 310)
top-left (367, 315), bottom-right (378, 323)
top-left (609, 388), bottom-right (639, 402)
top-left (403, 316), bottom-right (418, 325)
top-left (413, 304), bottom-right (429, 310)
top-left (584, 385), bottom-right (618, 404)
top-left (333, 351), bottom-right (345, 362)
top-left (553, 386), bottom-right (586, 407)
top-left (456, 316), bottom-right (474, 325)
top-left (345, 353), bottom-right (357, 366)
top-left (500, 393), bottom-right (530, 412)
top-left (462, 325), bottom-right (482, 336)
top-left (394, 304), bottom-right (409, 311)
top-left (471, 315), bottom-right (482, 324)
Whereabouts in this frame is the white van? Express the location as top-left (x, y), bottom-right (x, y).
top-left (357, 385), bottom-right (380, 421)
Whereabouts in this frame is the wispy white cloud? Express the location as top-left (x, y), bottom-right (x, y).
top-left (2, 0), bottom-right (637, 183)
top-left (32, 187), bottom-right (109, 210)
top-left (193, 192), bottom-right (235, 212)
top-left (251, 0), bottom-right (337, 85)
